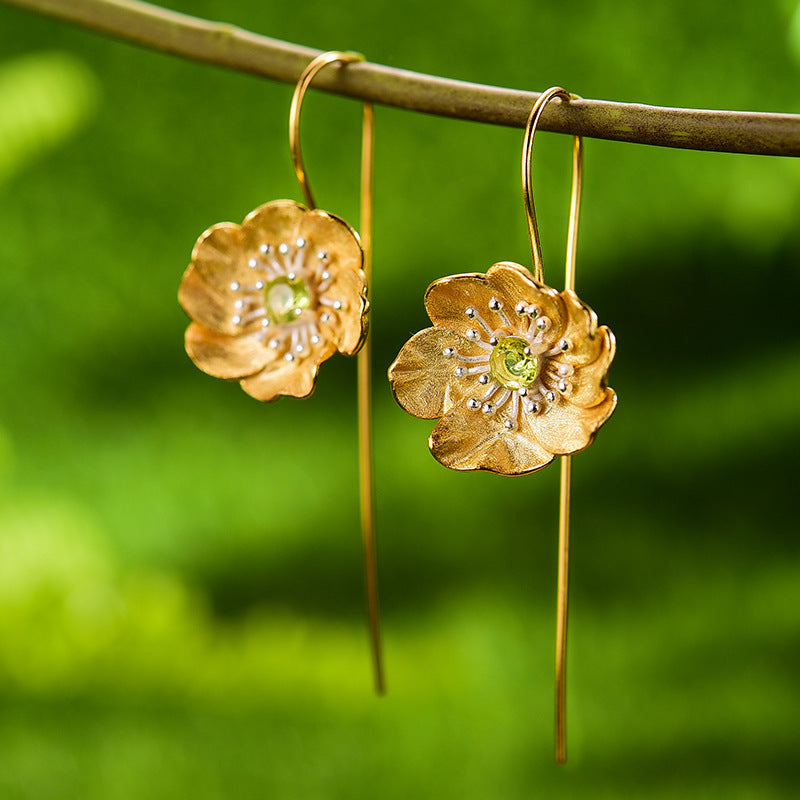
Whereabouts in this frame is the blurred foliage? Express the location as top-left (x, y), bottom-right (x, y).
top-left (0, 0), bottom-right (799, 798)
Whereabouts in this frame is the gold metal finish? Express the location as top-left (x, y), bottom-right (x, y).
top-left (289, 51), bottom-right (364, 210)
top-left (288, 51), bottom-right (384, 694)
top-left (179, 200), bottom-right (367, 400)
top-left (179, 50), bottom-right (384, 694)
top-left (388, 87), bottom-right (615, 760)
top-left (357, 102), bottom-right (385, 695)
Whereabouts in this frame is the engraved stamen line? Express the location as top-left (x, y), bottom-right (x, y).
top-left (482, 382), bottom-right (499, 402)
top-left (455, 353), bottom-right (490, 363)
top-left (466, 364), bottom-right (490, 375)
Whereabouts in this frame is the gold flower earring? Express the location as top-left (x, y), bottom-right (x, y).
top-left (388, 88), bottom-right (616, 759)
top-left (179, 52), bottom-right (384, 694)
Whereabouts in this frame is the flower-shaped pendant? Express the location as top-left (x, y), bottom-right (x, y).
top-left (179, 199), bottom-right (367, 401)
top-left (388, 261), bottom-right (616, 475)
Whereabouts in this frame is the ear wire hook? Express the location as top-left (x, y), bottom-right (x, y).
top-left (521, 86), bottom-right (583, 764)
top-left (290, 52), bottom-right (385, 695)
top-left (289, 50), bottom-right (366, 210)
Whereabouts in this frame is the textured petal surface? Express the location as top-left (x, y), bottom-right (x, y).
top-left (322, 267), bottom-right (368, 355)
top-left (185, 323), bottom-right (277, 380)
top-left (239, 356), bottom-right (320, 402)
top-left (487, 261), bottom-right (567, 339)
top-left (297, 209), bottom-right (363, 280)
top-left (388, 327), bottom-right (487, 419)
top-left (567, 326), bottom-right (616, 407)
top-left (191, 222), bottom-right (247, 296)
top-left (240, 200), bottom-right (307, 258)
top-left (531, 388), bottom-right (617, 455)
top-left (424, 273), bottom-right (494, 336)
top-left (429, 405), bottom-right (554, 475)
top-left (178, 265), bottom-right (239, 335)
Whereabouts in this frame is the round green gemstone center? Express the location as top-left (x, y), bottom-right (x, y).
top-left (489, 336), bottom-right (539, 390)
top-left (264, 276), bottom-right (310, 324)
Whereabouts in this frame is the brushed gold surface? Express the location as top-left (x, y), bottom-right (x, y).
top-left (179, 199), bottom-right (367, 402)
top-left (388, 262), bottom-right (616, 476)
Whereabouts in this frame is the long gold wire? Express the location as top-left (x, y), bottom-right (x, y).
top-left (358, 101), bottom-right (385, 695)
top-left (522, 88), bottom-right (583, 764)
top-left (289, 52), bottom-right (385, 694)
top-left (289, 50), bottom-right (364, 210)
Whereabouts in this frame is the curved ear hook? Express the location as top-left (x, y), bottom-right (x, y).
top-left (521, 87), bottom-right (583, 291)
top-left (289, 51), bottom-right (365, 210)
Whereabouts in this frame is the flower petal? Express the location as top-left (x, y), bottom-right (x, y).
top-left (429, 405), bottom-right (554, 475)
top-left (487, 261), bottom-right (568, 339)
top-left (297, 209), bottom-right (363, 279)
top-left (239, 355), bottom-right (319, 402)
top-left (567, 325), bottom-right (616, 407)
top-left (530, 388), bottom-right (617, 455)
top-left (388, 327), bottom-right (487, 419)
top-left (558, 289), bottom-right (605, 366)
top-left (240, 200), bottom-right (307, 258)
top-left (185, 323), bottom-right (278, 380)
top-left (424, 273), bottom-right (495, 337)
top-left (178, 265), bottom-right (239, 335)
top-left (320, 267), bottom-right (368, 355)
top-left (191, 222), bottom-right (248, 296)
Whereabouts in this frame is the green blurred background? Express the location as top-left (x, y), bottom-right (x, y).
top-left (0, 0), bottom-right (799, 797)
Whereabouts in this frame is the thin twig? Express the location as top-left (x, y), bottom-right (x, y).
top-left (3, 0), bottom-right (800, 156)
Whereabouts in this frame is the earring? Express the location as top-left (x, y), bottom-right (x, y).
top-left (179, 51), bottom-right (385, 694)
top-left (388, 88), bottom-right (616, 760)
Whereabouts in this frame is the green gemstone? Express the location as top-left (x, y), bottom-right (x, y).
top-left (489, 336), bottom-right (539, 390)
top-left (264, 276), bottom-right (310, 324)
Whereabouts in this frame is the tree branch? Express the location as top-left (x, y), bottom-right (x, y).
top-left (3, 0), bottom-right (800, 157)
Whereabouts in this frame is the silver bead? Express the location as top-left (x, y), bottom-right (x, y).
top-left (442, 347), bottom-right (455, 358)
top-left (454, 366), bottom-right (466, 377)
top-left (467, 398), bottom-right (480, 410)
top-left (230, 281), bottom-right (240, 291)
top-left (284, 352), bottom-right (294, 362)
top-left (278, 243), bottom-right (289, 254)
top-left (518, 388), bottom-right (528, 397)
top-left (231, 315), bottom-right (241, 325)
top-left (466, 328), bottom-right (479, 341)
top-left (523, 346), bottom-right (531, 356)
top-left (558, 364), bottom-right (570, 376)
top-left (261, 319), bottom-right (270, 328)
top-left (545, 390), bottom-right (556, 403)
top-left (320, 313), bottom-right (331, 323)
top-left (559, 339), bottom-right (570, 352)
top-left (504, 420), bottom-right (514, 430)
top-left (482, 403), bottom-right (495, 414)
top-left (269, 338), bottom-right (281, 349)
top-left (255, 280), bottom-right (265, 290)
top-left (320, 270), bottom-right (330, 282)
top-left (248, 258), bottom-right (258, 268)
top-left (332, 300), bottom-right (343, 310)
top-left (524, 400), bottom-right (539, 413)
top-left (515, 301), bottom-right (527, 315)
top-left (488, 297), bottom-right (501, 310)
top-left (557, 380), bottom-right (568, 392)
top-left (478, 374), bottom-right (489, 385)
top-left (536, 316), bottom-right (549, 331)
top-left (310, 334), bottom-right (320, 344)
top-left (259, 243), bottom-right (271, 254)
top-left (287, 272), bottom-right (296, 281)
top-left (527, 305), bottom-right (540, 318)
top-left (489, 336), bottom-right (498, 345)
top-left (465, 307), bottom-right (476, 318)
top-left (317, 251), bottom-right (328, 261)
top-left (296, 237), bottom-right (306, 248)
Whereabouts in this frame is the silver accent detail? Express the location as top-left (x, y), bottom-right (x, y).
top-left (504, 420), bottom-right (514, 430)
top-left (231, 315), bottom-right (241, 325)
top-left (259, 243), bottom-right (271, 254)
top-left (467, 398), bottom-right (480, 410)
top-left (278, 243), bottom-right (289, 254)
top-left (454, 366), bottom-right (467, 377)
top-left (465, 307), bottom-right (477, 318)
top-left (478, 374), bottom-right (489, 385)
top-left (515, 301), bottom-right (527, 315)
top-left (488, 297), bottom-right (501, 310)
top-left (269, 338), bottom-right (281, 349)
top-left (466, 328), bottom-right (479, 341)
top-left (296, 237), bottom-right (306, 248)
top-left (545, 390), bottom-right (556, 402)
top-left (248, 258), bottom-right (258, 268)
top-left (482, 403), bottom-right (495, 414)
top-left (230, 281), bottom-right (240, 291)
top-left (443, 347), bottom-right (455, 357)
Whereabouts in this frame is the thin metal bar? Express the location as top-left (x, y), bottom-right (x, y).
top-left (357, 101), bottom-right (385, 695)
top-left (289, 51), bottom-right (363, 210)
top-left (4, 0), bottom-right (800, 156)
top-left (522, 88), bottom-right (584, 764)
top-left (555, 454), bottom-right (571, 765)
top-left (289, 52), bottom-right (384, 694)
